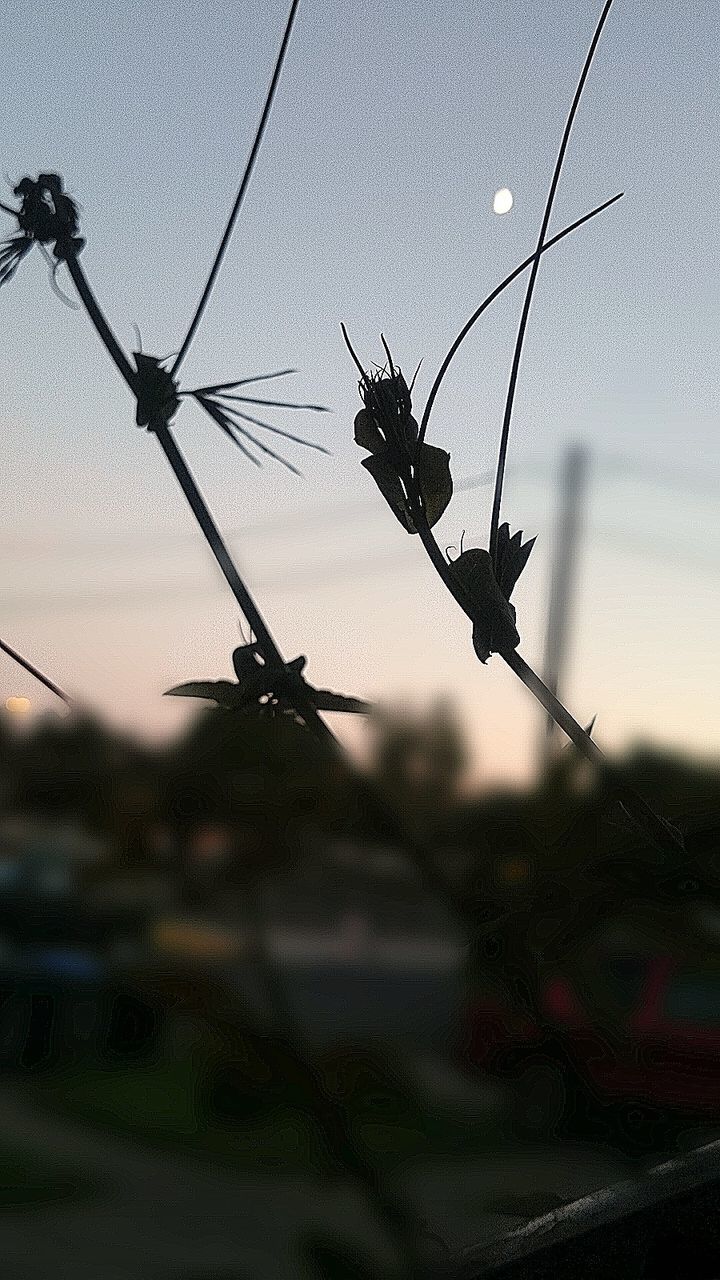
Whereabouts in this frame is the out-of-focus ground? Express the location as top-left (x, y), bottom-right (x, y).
top-left (0, 1080), bottom-right (636, 1279)
top-left (0, 702), bottom-right (718, 1275)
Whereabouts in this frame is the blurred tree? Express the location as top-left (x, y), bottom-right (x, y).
top-left (369, 698), bottom-right (469, 839)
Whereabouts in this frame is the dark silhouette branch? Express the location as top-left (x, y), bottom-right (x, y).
top-left (171, 0), bottom-right (301, 378)
top-left (0, 637), bottom-right (74, 708)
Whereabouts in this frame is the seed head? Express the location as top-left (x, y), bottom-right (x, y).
top-left (133, 353), bottom-right (181, 430)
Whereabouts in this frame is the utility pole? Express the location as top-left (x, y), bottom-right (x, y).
top-left (538, 443), bottom-right (590, 773)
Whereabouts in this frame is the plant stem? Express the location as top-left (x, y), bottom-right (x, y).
top-left (152, 423), bottom-right (288, 672)
top-left (417, 192), bottom-right (622, 447)
top-left (489, 0), bottom-right (616, 564)
top-left (64, 255), bottom-right (335, 746)
top-left (58, 254), bottom-right (433, 1269)
top-left (0, 637), bottom-right (74, 707)
top-left (410, 509), bottom-right (683, 856)
top-left (65, 257), bottom-right (137, 391)
top-left (64, 257), bottom-right (468, 908)
top-left (171, 0), bottom-right (301, 378)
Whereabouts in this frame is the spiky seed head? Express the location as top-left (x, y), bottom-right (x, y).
top-left (134, 354), bottom-right (180, 429)
top-left (360, 369), bottom-right (418, 459)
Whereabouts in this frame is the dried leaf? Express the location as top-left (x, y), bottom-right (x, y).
top-left (353, 408), bottom-right (385, 453)
top-left (416, 443), bottom-right (453, 528)
top-left (220, 393), bottom-right (328, 412)
top-left (361, 370), bottom-right (417, 455)
top-left (232, 643), bottom-right (263, 682)
top-left (493, 521), bottom-right (536, 600)
top-left (0, 236), bottom-right (33, 287)
top-left (218, 402), bottom-right (328, 455)
top-left (452, 547), bottom-right (520, 661)
top-left (312, 688), bottom-right (372, 714)
top-left (164, 680), bottom-right (242, 708)
top-left (361, 452), bottom-right (415, 532)
top-left (133, 353), bottom-right (180, 428)
top-left (193, 393), bottom-right (328, 473)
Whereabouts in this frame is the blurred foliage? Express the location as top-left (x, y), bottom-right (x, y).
top-left (1, 704), bottom-right (720, 920)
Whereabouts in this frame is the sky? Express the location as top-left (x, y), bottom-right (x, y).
top-left (0, 0), bottom-right (719, 785)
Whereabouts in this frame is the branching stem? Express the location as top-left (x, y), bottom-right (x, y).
top-left (171, 0), bottom-right (301, 377)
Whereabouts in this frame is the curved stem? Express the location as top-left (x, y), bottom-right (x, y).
top-left (0, 637), bottom-right (74, 708)
top-left (171, 0), bottom-right (301, 378)
top-left (489, 0), bottom-right (616, 563)
top-left (418, 191), bottom-right (622, 447)
top-left (65, 255), bottom-right (137, 392)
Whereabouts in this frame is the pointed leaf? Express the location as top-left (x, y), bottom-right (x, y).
top-left (561, 715), bottom-right (597, 754)
top-left (196, 396), bottom-right (263, 467)
top-left (190, 369), bottom-right (297, 395)
top-left (353, 408), bottom-right (385, 453)
top-left (452, 548), bottom-right (520, 659)
top-left (311, 688), bottom-right (372, 714)
top-left (503, 535), bottom-right (536, 601)
top-left (361, 452), bottom-right (415, 532)
top-left (493, 522), bottom-right (513, 589)
top-left (416, 443), bottom-right (453, 527)
top-left (164, 680), bottom-right (243, 708)
top-left (222, 404), bottom-right (329, 456)
top-left (219, 393), bottom-right (328, 412)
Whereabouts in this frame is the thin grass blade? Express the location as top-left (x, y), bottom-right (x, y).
top-left (218, 393), bottom-right (328, 412)
top-left (187, 369), bottom-right (297, 396)
top-left (218, 403), bottom-right (331, 454)
top-left (231, 421), bottom-right (302, 476)
top-left (195, 395), bottom-right (263, 467)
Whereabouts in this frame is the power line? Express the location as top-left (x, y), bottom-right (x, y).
top-left (3, 516), bottom-right (719, 619)
top-left (0, 451), bottom-right (714, 560)
top-left (0, 465), bottom-right (537, 561)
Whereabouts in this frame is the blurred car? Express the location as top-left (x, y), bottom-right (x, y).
top-left (460, 899), bottom-right (720, 1147)
top-left (0, 822), bottom-right (158, 1070)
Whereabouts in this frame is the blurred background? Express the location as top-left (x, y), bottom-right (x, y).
top-left (1, 0), bottom-right (719, 1274)
top-left (0, 684), bottom-right (718, 1276)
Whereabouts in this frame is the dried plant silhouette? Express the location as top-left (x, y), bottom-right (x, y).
top-left (0, 0), bottom-right (694, 1273)
top-left (342, 0), bottom-right (683, 860)
top-left (0, 6), bottom-right (447, 1271)
top-left (166, 643), bottom-right (371, 717)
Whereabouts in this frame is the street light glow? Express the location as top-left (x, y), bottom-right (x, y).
top-left (5, 696), bottom-right (31, 716)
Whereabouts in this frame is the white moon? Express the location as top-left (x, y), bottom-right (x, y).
top-left (493, 187), bottom-right (514, 215)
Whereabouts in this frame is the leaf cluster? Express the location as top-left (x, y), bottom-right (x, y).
top-left (165, 643), bottom-right (371, 721)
